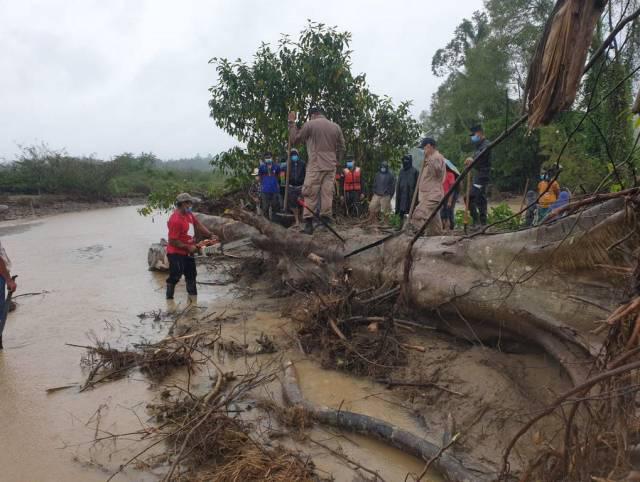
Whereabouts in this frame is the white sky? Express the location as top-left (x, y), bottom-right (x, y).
top-left (0, 0), bottom-right (484, 160)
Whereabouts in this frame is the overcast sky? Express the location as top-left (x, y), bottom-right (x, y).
top-left (0, 0), bottom-right (483, 161)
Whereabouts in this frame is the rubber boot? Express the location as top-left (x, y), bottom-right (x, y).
top-left (166, 283), bottom-right (175, 300)
top-left (303, 219), bottom-right (314, 235)
top-left (186, 281), bottom-right (198, 297)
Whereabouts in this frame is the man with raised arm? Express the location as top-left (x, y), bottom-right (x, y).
top-left (288, 107), bottom-right (345, 235)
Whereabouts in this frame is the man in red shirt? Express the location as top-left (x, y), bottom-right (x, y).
top-left (166, 193), bottom-right (215, 300)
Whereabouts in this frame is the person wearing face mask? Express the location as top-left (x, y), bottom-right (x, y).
top-left (166, 193), bottom-right (215, 300)
top-left (258, 151), bottom-right (281, 220)
top-left (536, 170), bottom-right (560, 224)
top-left (287, 148), bottom-right (306, 228)
top-left (342, 159), bottom-right (363, 216)
top-left (395, 154), bottom-right (418, 217)
top-left (368, 161), bottom-right (396, 221)
top-left (409, 137), bottom-right (445, 235)
top-left (464, 125), bottom-right (492, 226)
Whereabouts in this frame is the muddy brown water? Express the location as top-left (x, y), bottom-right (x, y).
top-left (0, 206), bottom-right (439, 482)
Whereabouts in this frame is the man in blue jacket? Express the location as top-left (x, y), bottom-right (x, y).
top-left (258, 152), bottom-right (281, 220)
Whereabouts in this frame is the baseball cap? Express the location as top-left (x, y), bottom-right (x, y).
top-left (418, 137), bottom-right (436, 148)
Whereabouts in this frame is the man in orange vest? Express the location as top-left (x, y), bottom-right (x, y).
top-left (342, 159), bottom-right (362, 216)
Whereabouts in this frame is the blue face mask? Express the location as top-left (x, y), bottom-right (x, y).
top-left (380, 167), bottom-right (387, 173)
top-left (346, 161), bottom-right (354, 169)
top-left (265, 159), bottom-right (273, 165)
top-left (291, 155), bottom-right (299, 162)
top-left (471, 134), bottom-right (481, 144)
top-left (186, 207), bottom-right (193, 213)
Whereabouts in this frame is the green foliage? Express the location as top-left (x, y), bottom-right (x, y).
top-left (387, 213), bottom-right (404, 229)
top-left (208, 22), bottom-right (420, 189)
top-left (423, 0), bottom-right (640, 194)
top-left (487, 203), bottom-right (521, 230)
top-left (136, 175), bottom-right (226, 216)
top-left (0, 144), bottom-right (225, 207)
top-left (423, 2), bottom-right (549, 193)
top-left (454, 203), bottom-right (520, 231)
top-left (0, 144), bottom-right (119, 200)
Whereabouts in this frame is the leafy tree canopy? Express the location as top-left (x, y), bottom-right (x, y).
top-left (423, 0), bottom-right (640, 193)
top-left (208, 22), bottom-right (420, 189)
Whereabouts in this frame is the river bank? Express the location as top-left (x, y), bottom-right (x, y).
top-left (0, 194), bottom-right (146, 221)
top-left (0, 206), bottom-right (438, 481)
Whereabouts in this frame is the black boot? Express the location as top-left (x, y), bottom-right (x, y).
top-left (0, 335), bottom-right (3, 350)
top-left (186, 281), bottom-right (198, 297)
top-left (303, 219), bottom-right (314, 235)
top-left (166, 283), bottom-right (175, 300)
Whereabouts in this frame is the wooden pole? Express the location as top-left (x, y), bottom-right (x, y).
top-left (463, 167), bottom-right (472, 232)
top-left (283, 128), bottom-right (292, 212)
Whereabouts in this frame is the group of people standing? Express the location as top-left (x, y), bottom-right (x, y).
top-left (249, 107), bottom-right (494, 235)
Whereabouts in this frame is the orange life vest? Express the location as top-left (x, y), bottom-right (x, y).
top-left (343, 167), bottom-right (361, 192)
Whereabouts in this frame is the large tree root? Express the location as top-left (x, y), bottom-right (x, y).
top-left (281, 360), bottom-right (497, 482)
top-left (197, 197), bottom-right (639, 386)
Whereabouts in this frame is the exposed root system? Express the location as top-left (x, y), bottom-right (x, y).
top-left (292, 282), bottom-right (409, 378)
top-left (72, 333), bottom-right (208, 390)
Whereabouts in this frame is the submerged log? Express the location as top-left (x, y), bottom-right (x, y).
top-left (198, 197), bottom-right (639, 385)
top-left (281, 361), bottom-right (495, 482)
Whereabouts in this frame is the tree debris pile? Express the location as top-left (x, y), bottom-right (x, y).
top-left (184, 446), bottom-right (317, 482)
top-left (84, 328), bottom-right (322, 482)
top-left (75, 333), bottom-right (206, 390)
top-left (195, 188), bottom-right (250, 216)
top-left (290, 282), bottom-right (409, 378)
top-left (217, 333), bottom-right (278, 358)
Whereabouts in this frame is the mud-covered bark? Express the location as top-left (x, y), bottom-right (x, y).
top-left (281, 361), bottom-right (495, 482)
top-left (198, 198), bottom-right (638, 385)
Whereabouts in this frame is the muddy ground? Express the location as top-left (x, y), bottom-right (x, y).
top-left (83, 233), bottom-right (574, 481)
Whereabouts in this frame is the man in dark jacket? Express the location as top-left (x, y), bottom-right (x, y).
top-left (287, 148), bottom-right (306, 228)
top-left (368, 161), bottom-right (396, 221)
top-left (395, 154), bottom-right (418, 217)
top-left (465, 125), bottom-right (491, 226)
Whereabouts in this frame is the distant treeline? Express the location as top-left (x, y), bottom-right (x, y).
top-left (0, 144), bottom-right (224, 201)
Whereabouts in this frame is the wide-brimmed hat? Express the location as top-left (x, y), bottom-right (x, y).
top-left (176, 193), bottom-right (201, 204)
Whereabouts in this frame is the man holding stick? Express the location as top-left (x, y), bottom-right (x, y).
top-left (288, 107), bottom-right (346, 235)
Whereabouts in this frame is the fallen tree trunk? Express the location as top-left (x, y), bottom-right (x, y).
top-left (281, 361), bottom-right (495, 482)
top-left (198, 197), bottom-right (639, 385)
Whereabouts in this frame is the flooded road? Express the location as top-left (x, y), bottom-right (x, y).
top-left (0, 206), bottom-right (437, 481)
